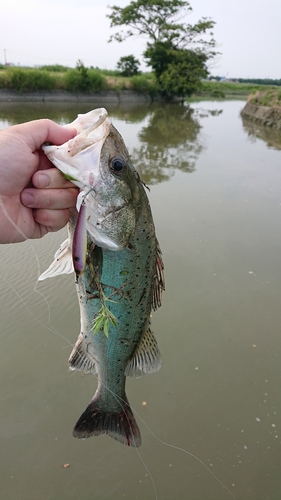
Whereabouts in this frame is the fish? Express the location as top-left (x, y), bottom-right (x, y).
top-left (39, 108), bottom-right (164, 447)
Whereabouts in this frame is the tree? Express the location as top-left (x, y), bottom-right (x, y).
top-left (160, 50), bottom-right (208, 98)
top-left (108, 0), bottom-right (217, 99)
top-left (145, 43), bottom-right (209, 98)
top-left (116, 55), bottom-right (140, 76)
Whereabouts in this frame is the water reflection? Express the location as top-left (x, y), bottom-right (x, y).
top-left (241, 115), bottom-right (281, 151)
top-left (0, 102), bottom-right (100, 126)
top-left (130, 104), bottom-right (205, 184)
top-left (0, 102), bottom-right (211, 185)
top-left (0, 102), bottom-right (231, 190)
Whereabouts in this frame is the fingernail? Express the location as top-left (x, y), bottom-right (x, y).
top-left (38, 173), bottom-right (49, 188)
top-left (21, 193), bottom-right (34, 207)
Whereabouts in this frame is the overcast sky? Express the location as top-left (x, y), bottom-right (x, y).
top-left (1, 0), bottom-right (280, 79)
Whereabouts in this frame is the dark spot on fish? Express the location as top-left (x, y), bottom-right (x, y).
top-left (138, 288), bottom-right (147, 305)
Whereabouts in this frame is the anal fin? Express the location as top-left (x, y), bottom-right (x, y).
top-left (125, 324), bottom-right (162, 378)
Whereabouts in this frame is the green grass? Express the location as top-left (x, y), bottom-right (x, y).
top-left (0, 66), bottom-right (159, 96)
top-left (1, 68), bottom-right (56, 92)
top-left (248, 89), bottom-right (281, 107)
top-left (199, 81), bottom-right (275, 98)
top-left (0, 66), bottom-right (129, 93)
top-left (130, 73), bottom-right (158, 96)
top-left (63, 68), bottom-right (107, 92)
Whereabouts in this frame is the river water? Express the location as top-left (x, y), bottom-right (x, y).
top-left (0, 99), bottom-right (281, 500)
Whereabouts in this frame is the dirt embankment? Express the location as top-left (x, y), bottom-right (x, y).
top-left (241, 91), bottom-right (281, 129)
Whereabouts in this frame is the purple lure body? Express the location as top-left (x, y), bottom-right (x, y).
top-left (72, 201), bottom-right (88, 279)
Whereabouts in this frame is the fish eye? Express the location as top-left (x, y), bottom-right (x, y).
top-left (110, 156), bottom-right (126, 175)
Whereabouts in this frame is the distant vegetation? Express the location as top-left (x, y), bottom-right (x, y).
top-left (0, 62), bottom-right (158, 97)
top-left (238, 78), bottom-right (281, 87)
top-left (39, 64), bottom-right (71, 72)
top-left (0, 63), bottom-right (279, 100)
top-left (116, 55), bottom-right (140, 77)
top-left (199, 80), bottom-right (275, 98)
top-left (63, 60), bottom-right (107, 92)
top-left (210, 76), bottom-right (281, 87)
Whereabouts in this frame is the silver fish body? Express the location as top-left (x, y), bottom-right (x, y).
top-left (40, 110), bottom-right (164, 447)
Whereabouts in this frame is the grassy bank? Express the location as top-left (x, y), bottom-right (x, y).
top-left (247, 88), bottom-right (281, 107)
top-left (0, 65), bottom-right (278, 99)
top-left (199, 81), bottom-right (276, 98)
top-left (0, 66), bottom-right (158, 97)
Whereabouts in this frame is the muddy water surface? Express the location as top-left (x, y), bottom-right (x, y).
top-left (0, 99), bottom-right (281, 500)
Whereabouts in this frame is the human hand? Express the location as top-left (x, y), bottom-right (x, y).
top-left (0, 119), bottom-right (78, 244)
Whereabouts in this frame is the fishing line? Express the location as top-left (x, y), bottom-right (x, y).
top-left (0, 197), bottom-right (235, 499)
top-left (98, 381), bottom-right (158, 500)
top-left (137, 415), bottom-right (237, 500)
top-left (102, 383), bottom-right (237, 500)
top-left (0, 194), bottom-right (75, 348)
top-left (0, 272), bottom-right (75, 347)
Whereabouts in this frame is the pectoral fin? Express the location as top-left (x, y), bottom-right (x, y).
top-left (125, 324), bottom-right (162, 378)
top-left (38, 238), bottom-right (73, 281)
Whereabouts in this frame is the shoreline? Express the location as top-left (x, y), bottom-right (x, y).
top-left (0, 88), bottom-right (250, 105)
top-left (0, 89), bottom-right (157, 104)
top-left (241, 101), bottom-right (281, 130)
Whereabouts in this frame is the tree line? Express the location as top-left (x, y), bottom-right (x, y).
top-left (238, 78), bottom-right (281, 86)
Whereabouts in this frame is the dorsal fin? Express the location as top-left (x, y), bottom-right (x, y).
top-left (125, 324), bottom-right (162, 378)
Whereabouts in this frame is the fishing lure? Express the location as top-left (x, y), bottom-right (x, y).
top-left (72, 200), bottom-right (87, 281)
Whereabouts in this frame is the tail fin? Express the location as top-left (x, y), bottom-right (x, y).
top-left (72, 393), bottom-right (141, 447)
